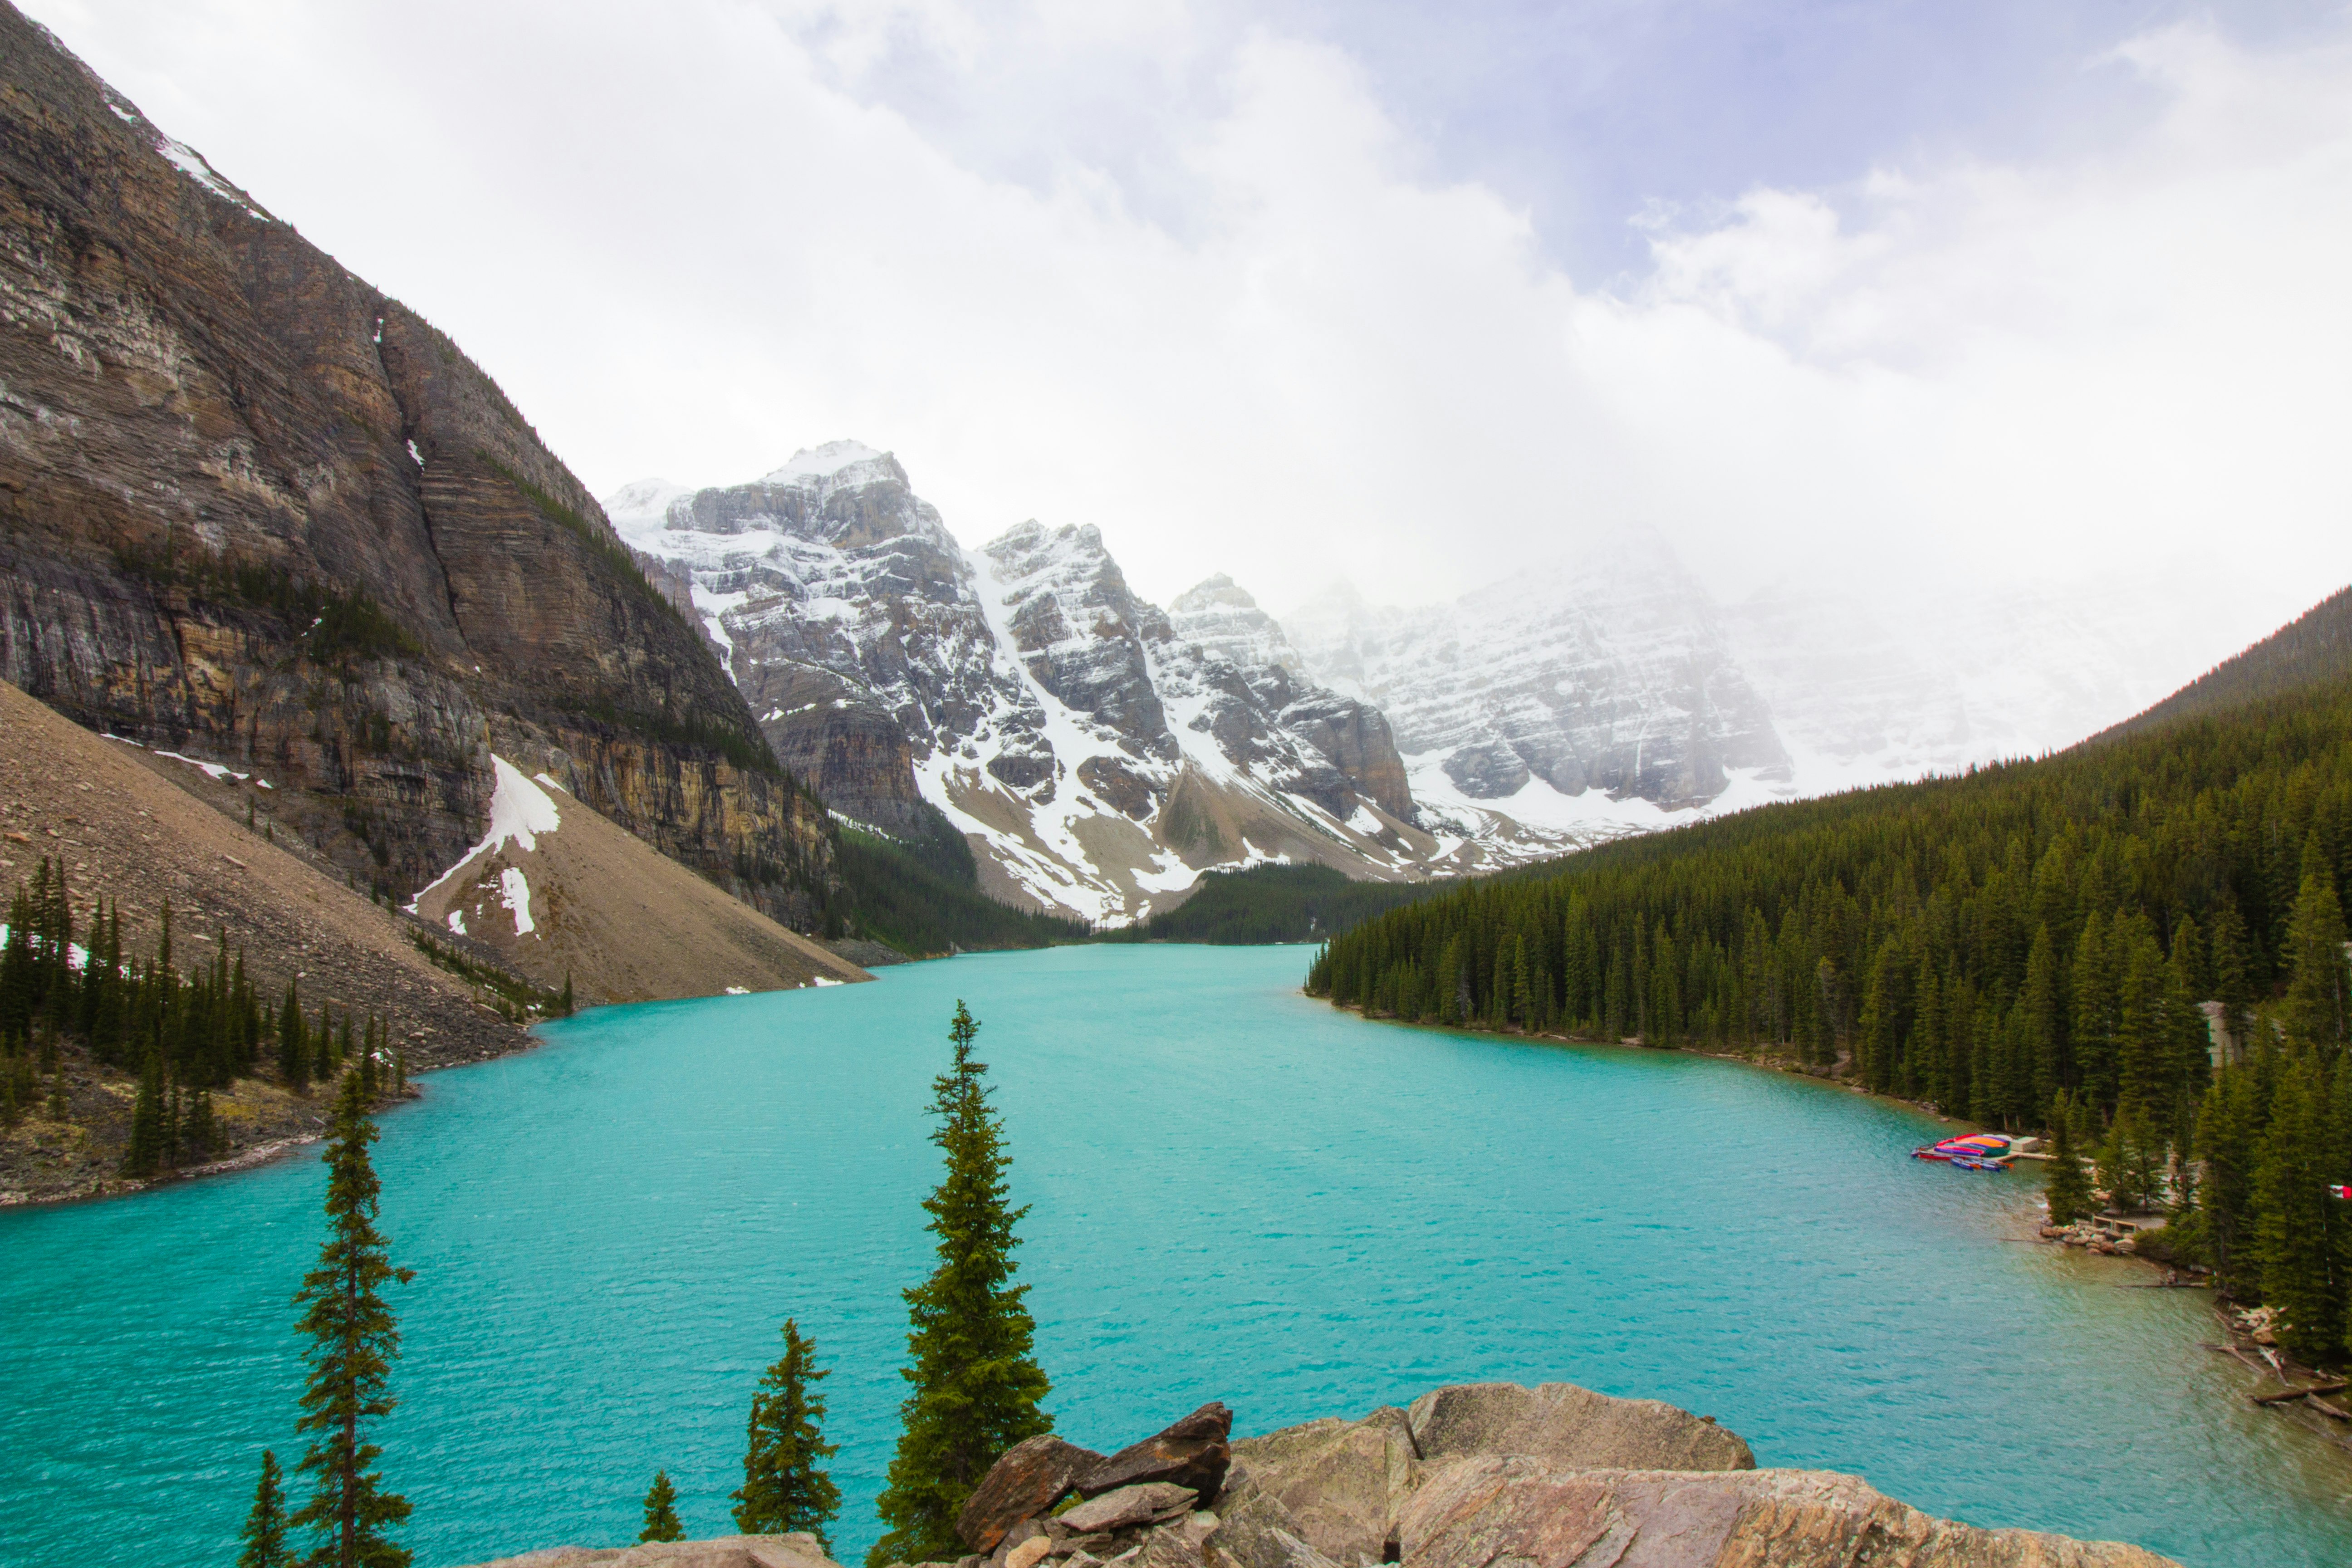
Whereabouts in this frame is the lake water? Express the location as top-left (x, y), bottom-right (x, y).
top-left (2, 945), bottom-right (2347, 1567)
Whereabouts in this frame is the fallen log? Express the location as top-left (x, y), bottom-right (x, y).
top-left (2249, 1382), bottom-right (2349, 1405)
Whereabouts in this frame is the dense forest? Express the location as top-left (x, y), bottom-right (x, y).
top-left (1106, 863), bottom-right (1454, 945)
top-left (1307, 592), bottom-right (2352, 1360)
top-left (833, 822), bottom-right (1087, 957)
top-left (0, 861), bottom-right (395, 1176)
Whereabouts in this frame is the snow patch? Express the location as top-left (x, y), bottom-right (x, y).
top-left (811, 975), bottom-right (845, 987)
top-left (407, 756), bottom-right (563, 911)
top-left (153, 750), bottom-right (250, 785)
top-left (152, 134), bottom-right (270, 221)
top-left (761, 440), bottom-right (887, 485)
top-left (725, 985), bottom-right (751, 995)
top-left (446, 910), bottom-right (467, 936)
top-left (498, 867), bottom-right (535, 936)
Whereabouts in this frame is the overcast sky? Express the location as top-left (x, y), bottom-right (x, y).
top-left (30, 0), bottom-right (2352, 616)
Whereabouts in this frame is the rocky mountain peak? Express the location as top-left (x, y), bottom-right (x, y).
top-left (612, 456), bottom-right (1432, 923)
top-left (1168, 575), bottom-right (1307, 680)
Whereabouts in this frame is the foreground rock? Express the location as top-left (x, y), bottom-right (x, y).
top-left (1212, 1384), bottom-right (1746, 1568)
top-left (1402, 1458), bottom-right (2168, 1568)
top-left (466, 1382), bottom-right (2176, 1568)
top-left (1079, 1402), bottom-right (1235, 1500)
top-left (958, 1435), bottom-right (1110, 1553)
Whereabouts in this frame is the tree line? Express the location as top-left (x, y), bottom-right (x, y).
top-left (235, 1000), bottom-right (1051, 1567)
top-left (1307, 675), bottom-right (2352, 1360)
top-left (2, 858), bottom-right (402, 1175)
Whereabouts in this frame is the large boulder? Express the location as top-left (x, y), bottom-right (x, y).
top-left (1398, 1456), bottom-right (2178, 1568)
top-left (958, 1435), bottom-right (1110, 1552)
top-left (1080, 1402), bottom-right (1234, 1499)
top-left (459, 1535), bottom-right (838, 1568)
top-left (1060, 1484), bottom-right (1200, 1534)
top-left (1210, 1384), bottom-right (1751, 1568)
top-left (1406, 1383), bottom-right (1754, 1474)
top-left (1212, 1408), bottom-right (1418, 1568)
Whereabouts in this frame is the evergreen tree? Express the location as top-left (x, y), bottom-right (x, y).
top-left (279, 980), bottom-right (310, 1092)
top-left (2097, 1099), bottom-right (2162, 1213)
top-left (639, 1470), bottom-right (684, 1544)
top-left (239, 1450), bottom-right (297, 1568)
top-left (2044, 1093), bottom-right (2095, 1225)
top-left (732, 1318), bottom-right (841, 1546)
top-left (289, 1072), bottom-right (415, 1568)
top-left (2196, 1072), bottom-right (2259, 1291)
top-left (560, 973), bottom-right (575, 1019)
top-left (869, 1002), bottom-right (1052, 1568)
top-left (2253, 1060), bottom-right (2342, 1365)
top-left (2282, 867), bottom-right (2349, 1056)
top-left (122, 1051), bottom-right (167, 1178)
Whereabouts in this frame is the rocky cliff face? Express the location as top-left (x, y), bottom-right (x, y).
top-left (608, 447), bottom-right (1423, 924)
top-left (0, 5), bottom-right (838, 926)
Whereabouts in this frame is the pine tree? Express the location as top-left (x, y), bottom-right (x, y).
top-left (2044, 1093), bottom-right (2095, 1225)
top-left (2196, 1071), bottom-right (2258, 1291)
top-left (639, 1470), bottom-right (684, 1544)
top-left (2282, 867), bottom-right (2349, 1056)
top-left (869, 1002), bottom-right (1053, 1568)
top-left (240, 1450), bottom-right (297, 1568)
top-left (732, 1318), bottom-right (841, 1546)
top-left (560, 972), bottom-right (575, 1018)
top-left (122, 1050), bottom-right (167, 1178)
top-left (290, 1072), bottom-right (416, 1568)
top-left (279, 980), bottom-right (310, 1092)
top-left (2253, 1060), bottom-right (2342, 1365)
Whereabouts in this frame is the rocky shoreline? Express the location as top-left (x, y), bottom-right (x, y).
top-left (460, 1382), bottom-right (2176, 1568)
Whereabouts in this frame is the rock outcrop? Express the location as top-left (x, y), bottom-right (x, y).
top-left (462, 1382), bottom-right (2176, 1568)
top-left (0, 4), bottom-right (838, 929)
top-left (1399, 1457), bottom-right (2167, 1568)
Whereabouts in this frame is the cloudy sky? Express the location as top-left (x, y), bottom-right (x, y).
top-left (30, 0), bottom-right (2352, 618)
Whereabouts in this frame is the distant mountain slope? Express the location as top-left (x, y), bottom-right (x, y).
top-left (1286, 531), bottom-right (1788, 812)
top-left (408, 759), bottom-right (870, 1004)
top-left (0, 678), bottom-right (524, 1064)
top-left (2097, 584), bottom-right (2352, 739)
top-left (0, 4), bottom-right (838, 929)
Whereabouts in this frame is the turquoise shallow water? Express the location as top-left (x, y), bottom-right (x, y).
top-left (3, 945), bottom-right (2348, 1566)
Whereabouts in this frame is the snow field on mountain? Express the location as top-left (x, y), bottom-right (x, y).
top-left (407, 756), bottom-right (563, 914)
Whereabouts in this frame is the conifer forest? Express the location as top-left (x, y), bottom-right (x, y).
top-left (1309, 674), bottom-right (2352, 1362)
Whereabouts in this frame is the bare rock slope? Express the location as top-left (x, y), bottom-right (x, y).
top-left (0, 4), bottom-right (838, 929)
top-left (410, 757), bottom-right (868, 1005)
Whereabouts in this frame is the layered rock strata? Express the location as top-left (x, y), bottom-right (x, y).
top-left (0, 5), bottom-right (838, 927)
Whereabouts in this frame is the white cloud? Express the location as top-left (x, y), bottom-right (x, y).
top-left (29, 3), bottom-right (2352, 623)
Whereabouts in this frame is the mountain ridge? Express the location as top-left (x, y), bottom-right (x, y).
top-left (0, 2), bottom-right (841, 946)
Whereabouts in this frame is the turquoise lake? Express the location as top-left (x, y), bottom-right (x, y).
top-left (3, 944), bottom-right (2348, 1566)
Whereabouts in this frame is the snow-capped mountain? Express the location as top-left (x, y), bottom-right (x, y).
top-left (607, 444), bottom-right (1435, 924)
top-left (1286, 533), bottom-right (2317, 819)
top-left (1284, 530), bottom-right (1798, 844)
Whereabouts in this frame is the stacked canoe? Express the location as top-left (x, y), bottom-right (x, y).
top-left (1912, 1133), bottom-right (2013, 1170)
